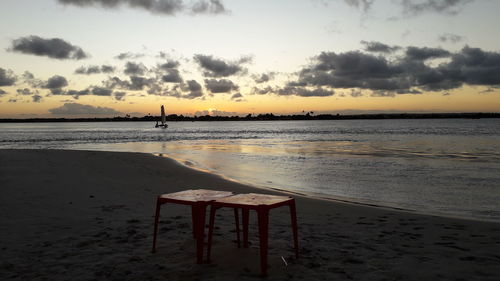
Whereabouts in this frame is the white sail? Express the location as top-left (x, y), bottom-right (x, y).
top-left (161, 105), bottom-right (166, 124)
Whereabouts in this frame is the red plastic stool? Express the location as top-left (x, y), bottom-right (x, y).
top-left (206, 193), bottom-right (299, 276)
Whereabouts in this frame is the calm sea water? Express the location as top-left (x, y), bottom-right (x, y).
top-left (1, 119), bottom-right (500, 222)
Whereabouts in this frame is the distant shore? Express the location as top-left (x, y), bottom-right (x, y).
top-left (1, 112), bottom-right (499, 123)
top-left (1, 149), bottom-right (499, 280)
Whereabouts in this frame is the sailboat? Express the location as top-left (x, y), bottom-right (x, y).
top-left (155, 105), bottom-right (168, 128)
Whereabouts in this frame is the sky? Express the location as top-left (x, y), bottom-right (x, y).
top-left (0, 0), bottom-right (499, 118)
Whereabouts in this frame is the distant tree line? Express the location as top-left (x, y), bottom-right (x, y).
top-left (0, 112), bottom-right (499, 123)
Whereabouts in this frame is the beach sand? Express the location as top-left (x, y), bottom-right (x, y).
top-left (1, 149), bottom-right (499, 280)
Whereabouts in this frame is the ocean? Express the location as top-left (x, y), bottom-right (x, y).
top-left (1, 119), bottom-right (499, 222)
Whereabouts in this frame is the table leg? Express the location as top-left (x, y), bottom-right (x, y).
top-left (193, 203), bottom-right (207, 264)
top-left (206, 205), bottom-right (218, 262)
top-left (289, 200), bottom-right (299, 258)
top-left (152, 198), bottom-right (163, 253)
top-left (234, 208), bottom-right (241, 248)
top-left (257, 207), bottom-right (269, 277)
top-left (242, 208), bottom-right (249, 248)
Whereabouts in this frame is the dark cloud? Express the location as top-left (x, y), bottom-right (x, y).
top-left (191, 0), bottom-right (227, 14)
top-left (194, 54), bottom-right (249, 77)
top-left (183, 80), bottom-right (204, 99)
top-left (91, 86), bottom-right (113, 96)
top-left (57, 0), bottom-right (228, 15)
top-left (75, 65), bottom-right (116, 75)
top-left (0, 68), bottom-right (17, 86)
top-left (9, 35), bottom-right (88, 60)
top-left (16, 88), bottom-right (35, 95)
top-left (286, 45), bottom-right (500, 95)
top-left (276, 86), bottom-right (335, 97)
top-left (0, 89), bottom-right (8, 96)
top-left (204, 78), bottom-right (238, 93)
top-left (161, 68), bottom-right (183, 83)
top-left (230, 92), bottom-right (244, 102)
top-left (400, 0), bottom-right (474, 16)
top-left (128, 76), bottom-right (153, 90)
top-left (438, 33), bottom-right (464, 43)
top-left (254, 72), bottom-right (275, 83)
top-left (252, 86), bottom-right (273, 95)
top-left (115, 52), bottom-right (145, 60)
top-left (405, 46), bottom-right (450, 60)
top-left (343, 0), bottom-right (375, 12)
top-left (361, 41), bottom-right (401, 53)
top-left (159, 60), bottom-right (180, 70)
top-left (8, 98), bottom-right (18, 103)
top-left (101, 65), bottom-right (116, 73)
top-left (49, 103), bottom-right (121, 116)
top-left (44, 75), bottom-right (68, 89)
top-left (124, 61), bottom-right (147, 75)
top-left (32, 95), bottom-right (43, 103)
top-left (114, 91), bottom-right (126, 101)
top-left (65, 89), bottom-right (90, 99)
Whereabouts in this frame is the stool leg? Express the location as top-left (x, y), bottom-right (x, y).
top-left (257, 208), bottom-right (269, 277)
top-left (152, 198), bottom-right (163, 253)
top-left (234, 208), bottom-right (241, 248)
top-left (207, 206), bottom-right (218, 262)
top-left (191, 205), bottom-right (197, 238)
top-left (289, 200), bottom-right (299, 258)
top-left (242, 208), bottom-right (249, 248)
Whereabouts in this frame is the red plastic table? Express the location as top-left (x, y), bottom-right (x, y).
top-left (206, 193), bottom-right (299, 276)
top-left (152, 189), bottom-right (236, 264)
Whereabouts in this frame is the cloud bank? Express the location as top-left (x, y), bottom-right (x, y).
top-left (49, 103), bottom-right (121, 116)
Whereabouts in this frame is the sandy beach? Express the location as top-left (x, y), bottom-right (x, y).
top-left (1, 149), bottom-right (499, 280)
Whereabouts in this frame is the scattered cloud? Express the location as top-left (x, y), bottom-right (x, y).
top-left (194, 109), bottom-right (238, 116)
top-left (343, 0), bottom-right (375, 13)
top-left (400, 0), bottom-right (474, 16)
top-left (16, 88), bottom-right (35, 96)
top-left (57, 0), bottom-right (229, 16)
top-left (115, 52), bottom-right (145, 60)
top-left (75, 65), bottom-right (116, 75)
top-left (0, 89), bottom-right (8, 96)
top-left (438, 33), bottom-right (464, 43)
top-left (22, 71), bottom-right (44, 88)
top-left (49, 103), bottom-right (121, 116)
top-left (9, 35), bottom-right (88, 60)
top-left (0, 68), bottom-right (17, 86)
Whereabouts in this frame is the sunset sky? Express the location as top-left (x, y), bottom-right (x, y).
top-left (1, 0), bottom-right (499, 118)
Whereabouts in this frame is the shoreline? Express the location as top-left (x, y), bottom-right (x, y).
top-left (159, 152), bottom-right (500, 224)
top-left (1, 149), bottom-right (500, 280)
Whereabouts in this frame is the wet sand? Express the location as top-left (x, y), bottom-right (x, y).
top-left (1, 149), bottom-right (499, 280)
